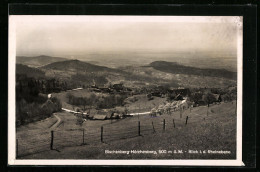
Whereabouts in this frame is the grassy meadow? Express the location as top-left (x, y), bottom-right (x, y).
top-left (18, 101), bottom-right (236, 159)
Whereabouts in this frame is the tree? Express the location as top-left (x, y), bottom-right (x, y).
top-left (76, 115), bottom-right (84, 126)
top-left (51, 97), bottom-right (62, 112)
top-left (66, 93), bottom-right (73, 104)
top-left (190, 92), bottom-right (203, 104)
top-left (203, 93), bottom-right (216, 107)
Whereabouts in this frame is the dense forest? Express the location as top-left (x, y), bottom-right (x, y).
top-left (16, 74), bottom-right (63, 126)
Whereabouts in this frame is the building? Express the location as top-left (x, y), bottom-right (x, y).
top-left (174, 88), bottom-right (191, 97)
top-left (93, 114), bottom-right (107, 120)
top-left (112, 84), bottom-right (124, 91)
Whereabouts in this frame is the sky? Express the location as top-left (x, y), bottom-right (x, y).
top-left (11, 16), bottom-right (242, 58)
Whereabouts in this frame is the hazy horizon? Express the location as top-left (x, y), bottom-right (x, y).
top-left (13, 15), bottom-right (241, 72)
top-left (16, 52), bottom-right (237, 72)
top-left (14, 16), bottom-right (239, 57)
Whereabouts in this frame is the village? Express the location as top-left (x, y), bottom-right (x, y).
top-left (58, 82), bottom-right (229, 122)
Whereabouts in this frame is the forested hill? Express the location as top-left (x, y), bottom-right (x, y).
top-left (16, 64), bottom-right (45, 78)
top-left (16, 55), bottom-right (68, 67)
top-left (149, 61), bottom-right (236, 80)
top-left (41, 59), bottom-right (119, 73)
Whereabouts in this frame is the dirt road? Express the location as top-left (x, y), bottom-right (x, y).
top-left (50, 114), bottom-right (62, 129)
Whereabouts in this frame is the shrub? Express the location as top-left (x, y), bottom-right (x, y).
top-left (16, 97), bottom-right (63, 126)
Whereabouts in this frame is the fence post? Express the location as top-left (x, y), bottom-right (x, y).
top-left (138, 121), bottom-right (141, 136)
top-left (101, 126), bottom-right (103, 143)
top-left (152, 121), bottom-right (156, 133)
top-left (173, 119), bottom-right (175, 128)
top-left (163, 119), bottom-right (165, 131)
top-left (82, 128), bottom-right (85, 145)
top-left (16, 139), bottom-right (18, 158)
top-left (185, 116), bottom-right (189, 125)
top-left (50, 130), bottom-right (54, 150)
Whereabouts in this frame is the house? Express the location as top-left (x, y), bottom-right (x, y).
top-left (151, 91), bottom-right (162, 97)
top-left (111, 112), bottom-right (123, 119)
top-left (93, 114), bottom-right (107, 120)
top-left (88, 113), bottom-right (95, 119)
top-left (106, 113), bottom-right (113, 119)
top-left (124, 96), bottom-right (138, 104)
top-left (174, 88), bottom-right (191, 97)
top-left (99, 110), bottom-right (113, 119)
top-left (111, 113), bottom-right (119, 119)
top-left (92, 88), bottom-right (101, 92)
top-left (82, 113), bottom-right (89, 119)
top-left (112, 84), bottom-right (124, 91)
top-left (91, 84), bottom-right (98, 89)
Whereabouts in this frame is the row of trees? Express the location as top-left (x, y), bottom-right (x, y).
top-left (17, 74), bottom-right (71, 97)
top-left (189, 90), bottom-right (236, 106)
top-left (66, 93), bottom-right (127, 111)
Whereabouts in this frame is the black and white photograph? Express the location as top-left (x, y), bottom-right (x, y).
top-left (8, 15), bottom-right (243, 166)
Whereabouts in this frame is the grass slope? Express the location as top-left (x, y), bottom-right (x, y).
top-left (19, 101), bottom-right (236, 159)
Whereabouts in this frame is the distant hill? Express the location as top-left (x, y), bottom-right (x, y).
top-left (149, 61), bottom-right (236, 80)
top-left (40, 60), bottom-right (124, 86)
top-left (16, 64), bottom-right (45, 78)
top-left (40, 59), bottom-right (236, 88)
top-left (16, 55), bottom-right (68, 67)
top-left (41, 59), bottom-right (118, 73)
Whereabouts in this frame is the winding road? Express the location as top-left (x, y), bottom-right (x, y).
top-left (62, 107), bottom-right (150, 116)
top-left (50, 113), bottom-right (62, 129)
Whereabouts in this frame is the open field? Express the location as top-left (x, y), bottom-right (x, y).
top-left (16, 115), bottom-right (58, 156)
top-left (52, 89), bottom-right (167, 114)
top-left (124, 94), bottom-right (166, 113)
top-left (17, 101), bottom-right (236, 159)
top-left (119, 65), bottom-right (236, 88)
top-left (17, 115), bottom-right (57, 132)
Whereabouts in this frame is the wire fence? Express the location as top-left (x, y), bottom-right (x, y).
top-left (16, 115), bottom-right (191, 158)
